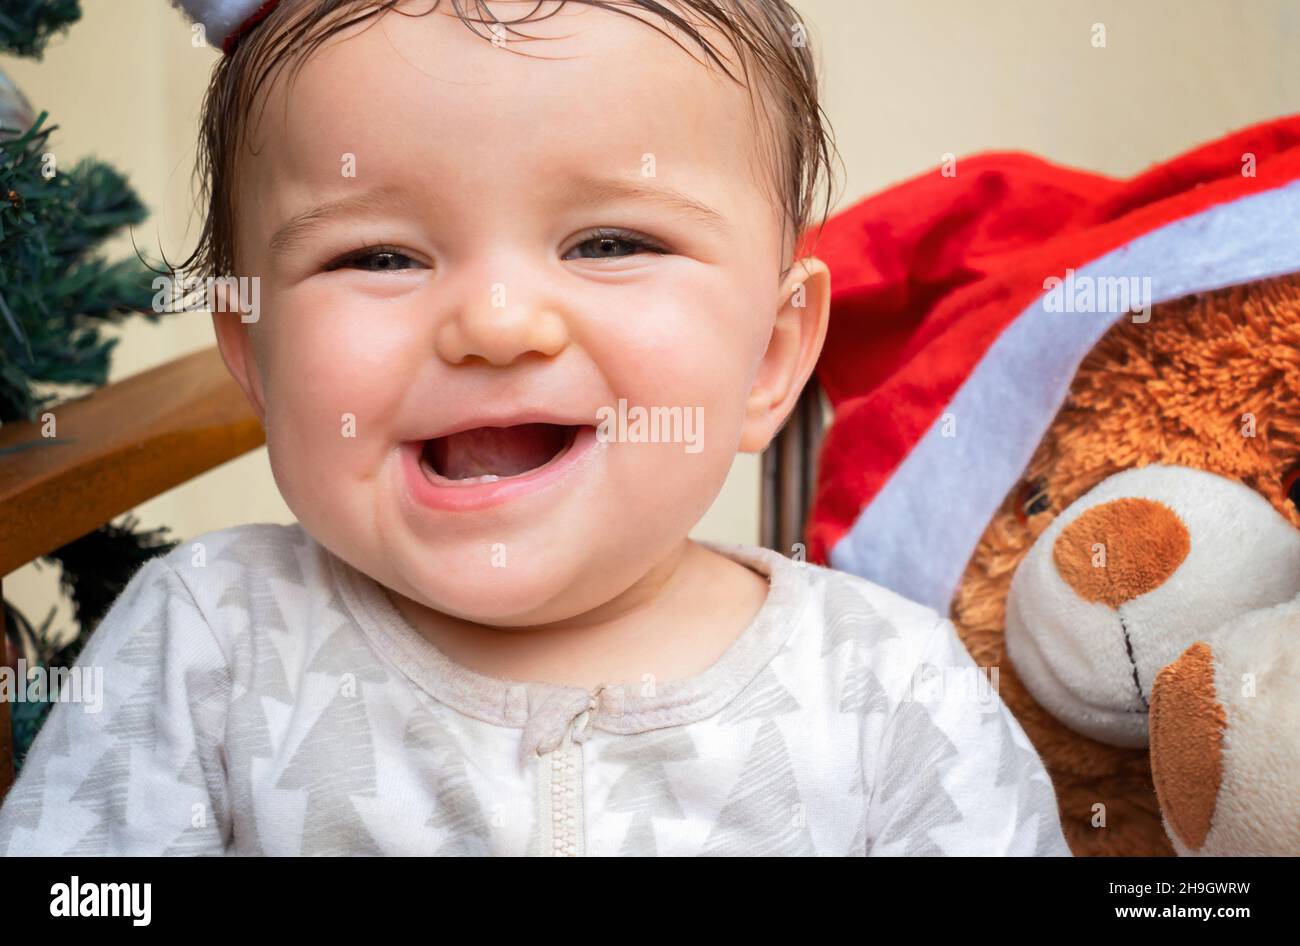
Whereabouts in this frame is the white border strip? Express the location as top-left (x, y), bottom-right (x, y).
top-left (831, 177), bottom-right (1300, 613)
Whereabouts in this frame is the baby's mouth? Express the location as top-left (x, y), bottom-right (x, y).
top-left (420, 423), bottom-right (583, 484)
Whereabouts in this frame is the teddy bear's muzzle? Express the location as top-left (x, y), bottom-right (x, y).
top-left (1005, 463), bottom-right (1300, 748)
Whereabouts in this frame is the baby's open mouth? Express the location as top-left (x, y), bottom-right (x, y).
top-left (420, 423), bottom-right (583, 483)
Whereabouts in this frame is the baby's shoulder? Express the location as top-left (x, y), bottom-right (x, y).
top-left (805, 559), bottom-right (946, 636)
top-left (714, 543), bottom-right (950, 695)
top-left (147, 520), bottom-right (338, 653)
top-left (713, 542), bottom-right (946, 643)
top-left (763, 553), bottom-right (954, 699)
top-left (57, 522), bottom-right (329, 705)
top-left (155, 520), bottom-right (313, 573)
top-left (778, 554), bottom-right (947, 652)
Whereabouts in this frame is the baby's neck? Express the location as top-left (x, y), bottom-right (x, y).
top-left (385, 539), bottom-right (770, 691)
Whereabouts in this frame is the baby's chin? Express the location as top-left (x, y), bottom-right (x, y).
top-left (390, 546), bottom-right (646, 629)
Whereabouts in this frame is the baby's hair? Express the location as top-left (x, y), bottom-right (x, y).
top-left (181, 0), bottom-right (840, 282)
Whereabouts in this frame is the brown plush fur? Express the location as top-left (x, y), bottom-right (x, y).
top-left (951, 271), bottom-right (1300, 856)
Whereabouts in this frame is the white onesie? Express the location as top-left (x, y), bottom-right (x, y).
top-left (0, 522), bottom-right (1070, 856)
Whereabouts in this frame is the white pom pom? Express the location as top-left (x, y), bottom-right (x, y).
top-left (169, 0), bottom-right (269, 49)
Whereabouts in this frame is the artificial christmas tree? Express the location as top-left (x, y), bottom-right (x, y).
top-left (1, 1), bottom-right (179, 769)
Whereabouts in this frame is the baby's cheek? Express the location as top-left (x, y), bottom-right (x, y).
top-left (605, 313), bottom-right (750, 430)
top-left (260, 307), bottom-right (408, 493)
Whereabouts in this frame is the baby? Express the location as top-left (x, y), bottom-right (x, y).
top-left (0, 0), bottom-right (1069, 856)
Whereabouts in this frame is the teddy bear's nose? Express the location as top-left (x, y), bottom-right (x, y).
top-left (1052, 497), bottom-right (1192, 607)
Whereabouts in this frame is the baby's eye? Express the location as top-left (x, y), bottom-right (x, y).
top-left (324, 247), bottom-right (423, 273)
top-left (563, 229), bottom-right (666, 261)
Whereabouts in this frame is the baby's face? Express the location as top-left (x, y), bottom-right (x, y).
top-left (215, 2), bottom-right (826, 626)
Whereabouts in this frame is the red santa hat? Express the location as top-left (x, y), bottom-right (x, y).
top-left (170, 0), bottom-right (280, 54)
top-left (805, 114), bottom-right (1300, 613)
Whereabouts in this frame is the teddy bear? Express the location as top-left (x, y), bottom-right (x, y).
top-left (955, 272), bottom-right (1300, 856)
top-left (804, 113), bottom-right (1300, 856)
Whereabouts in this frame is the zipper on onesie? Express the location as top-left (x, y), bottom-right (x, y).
top-left (536, 700), bottom-right (595, 856)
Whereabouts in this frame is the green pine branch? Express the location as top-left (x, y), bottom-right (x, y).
top-left (0, 112), bottom-right (162, 423)
top-left (0, 0), bottom-right (82, 59)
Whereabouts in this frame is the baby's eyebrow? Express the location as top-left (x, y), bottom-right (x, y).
top-left (267, 175), bottom-right (732, 258)
top-left (552, 174), bottom-right (733, 235)
top-left (268, 185), bottom-right (412, 257)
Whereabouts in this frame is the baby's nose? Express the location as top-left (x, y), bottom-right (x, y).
top-left (435, 301), bottom-right (570, 366)
top-left (1052, 497), bottom-right (1191, 607)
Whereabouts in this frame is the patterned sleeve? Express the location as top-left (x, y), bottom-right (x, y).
top-left (864, 617), bottom-right (1072, 856)
top-left (0, 557), bottom-right (232, 856)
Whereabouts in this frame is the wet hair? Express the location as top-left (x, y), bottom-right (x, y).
top-left (181, 0), bottom-right (841, 282)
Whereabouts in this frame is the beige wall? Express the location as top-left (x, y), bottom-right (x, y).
top-left (5, 0), bottom-right (1299, 627)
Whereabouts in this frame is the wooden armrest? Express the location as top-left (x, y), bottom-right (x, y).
top-left (0, 346), bottom-right (265, 575)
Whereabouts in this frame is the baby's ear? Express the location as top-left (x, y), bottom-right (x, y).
top-left (210, 279), bottom-right (268, 424)
top-left (739, 257), bottom-right (831, 453)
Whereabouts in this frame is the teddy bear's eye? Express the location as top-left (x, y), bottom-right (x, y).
top-left (1015, 477), bottom-right (1051, 526)
top-left (1283, 465), bottom-right (1300, 510)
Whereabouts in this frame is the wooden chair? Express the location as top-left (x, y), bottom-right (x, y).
top-left (0, 347), bottom-right (824, 801)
